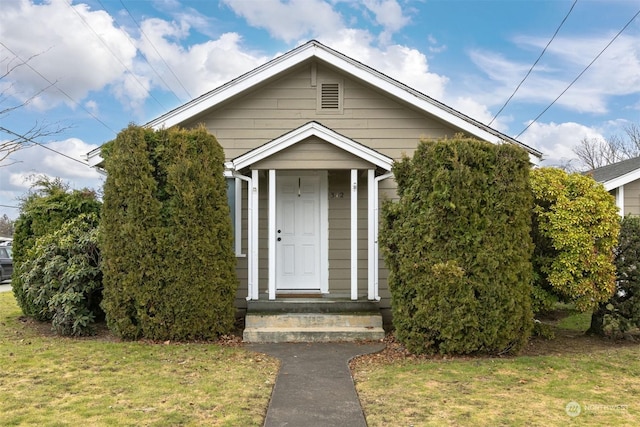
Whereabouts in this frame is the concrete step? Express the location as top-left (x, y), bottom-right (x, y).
top-left (246, 312), bottom-right (382, 328)
top-left (243, 312), bottom-right (385, 343)
top-left (243, 326), bottom-right (385, 343)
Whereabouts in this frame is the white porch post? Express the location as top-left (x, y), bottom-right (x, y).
top-left (367, 169), bottom-right (375, 300)
top-left (251, 170), bottom-right (260, 300)
top-left (617, 185), bottom-right (625, 217)
top-left (268, 170), bottom-right (277, 300)
top-left (232, 173), bottom-right (254, 301)
top-left (373, 172), bottom-right (393, 301)
top-left (351, 169), bottom-right (358, 300)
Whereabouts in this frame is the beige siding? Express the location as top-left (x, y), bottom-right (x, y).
top-left (252, 136), bottom-right (376, 170)
top-left (623, 179), bottom-right (640, 215)
top-left (200, 61), bottom-right (457, 311)
top-left (186, 61), bottom-right (457, 162)
top-left (327, 171), bottom-right (372, 297)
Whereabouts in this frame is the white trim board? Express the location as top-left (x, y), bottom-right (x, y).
top-left (146, 40), bottom-right (542, 160)
top-left (228, 121), bottom-right (393, 172)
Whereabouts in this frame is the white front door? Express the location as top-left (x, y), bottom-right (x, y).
top-left (276, 173), bottom-right (325, 291)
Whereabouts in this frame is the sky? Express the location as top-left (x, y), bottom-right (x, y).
top-left (1, 0), bottom-right (640, 219)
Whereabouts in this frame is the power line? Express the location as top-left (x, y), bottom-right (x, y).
top-left (118, 0), bottom-right (193, 100)
top-left (0, 125), bottom-right (95, 168)
top-left (0, 41), bottom-right (118, 136)
top-left (488, 0), bottom-right (578, 126)
top-left (516, 7), bottom-right (640, 139)
top-left (64, 0), bottom-right (167, 111)
top-left (95, 0), bottom-right (186, 104)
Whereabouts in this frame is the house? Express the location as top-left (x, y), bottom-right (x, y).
top-left (88, 40), bottom-right (542, 342)
top-left (588, 156), bottom-right (640, 216)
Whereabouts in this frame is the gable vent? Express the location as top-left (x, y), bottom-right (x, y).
top-left (321, 83), bottom-right (340, 109)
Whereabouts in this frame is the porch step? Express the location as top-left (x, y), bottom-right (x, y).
top-left (243, 305), bottom-right (385, 343)
top-left (243, 326), bottom-right (385, 343)
top-left (246, 299), bottom-right (380, 313)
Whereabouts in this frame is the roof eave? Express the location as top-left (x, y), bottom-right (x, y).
top-left (145, 40), bottom-right (542, 159)
top-left (601, 167), bottom-right (640, 191)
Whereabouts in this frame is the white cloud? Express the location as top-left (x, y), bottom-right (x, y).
top-left (363, 0), bottom-right (409, 32)
top-left (197, 1), bottom-right (448, 102)
top-left (318, 29), bottom-right (448, 100)
top-left (221, 0), bottom-right (344, 43)
top-left (8, 172), bottom-right (42, 190)
top-left (41, 139), bottom-right (104, 179)
top-left (518, 121), bottom-right (605, 168)
top-left (0, 0), bottom-right (138, 110)
top-left (427, 35), bottom-right (446, 54)
top-left (362, 0), bottom-right (410, 44)
top-left (468, 33), bottom-right (640, 115)
top-left (137, 23), bottom-right (269, 99)
top-left (0, 138), bottom-right (103, 214)
top-left (450, 96), bottom-right (510, 133)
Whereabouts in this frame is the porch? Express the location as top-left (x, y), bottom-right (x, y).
top-left (224, 122), bottom-right (394, 342)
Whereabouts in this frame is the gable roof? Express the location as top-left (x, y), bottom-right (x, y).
top-left (146, 40), bottom-right (542, 162)
top-left (588, 155), bottom-right (640, 191)
top-left (226, 121), bottom-right (394, 172)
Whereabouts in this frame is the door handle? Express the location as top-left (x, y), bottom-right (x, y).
top-left (277, 237), bottom-right (281, 242)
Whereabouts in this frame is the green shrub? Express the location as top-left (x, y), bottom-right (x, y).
top-left (589, 215), bottom-right (640, 336)
top-left (101, 124), bottom-right (237, 340)
top-left (21, 213), bottom-right (103, 336)
top-left (12, 177), bottom-right (101, 317)
top-left (530, 168), bottom-right (619, 313)
top-left (381, 137), bottom-right (533, 355)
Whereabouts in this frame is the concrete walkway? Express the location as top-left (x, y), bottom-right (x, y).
top-left (0, 282), bottom-right (11, 293)
top-left (248, 342), bottom-right (384, 427)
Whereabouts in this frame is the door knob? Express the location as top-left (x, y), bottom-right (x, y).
top-left (277, 237), bottom-right (281, 242)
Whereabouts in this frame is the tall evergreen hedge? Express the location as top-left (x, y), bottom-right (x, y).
top-left (101, 124), bottom-right (237, 340)
top-left (380, 137), bottom-right (534, 355)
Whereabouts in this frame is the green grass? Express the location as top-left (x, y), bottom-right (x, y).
top-left (354, 316), bottom-right (640, 426)
top-left (355, 349), bottom-right (640, 426)
top-left (0, 292), bottom-right (278, 426)
top-left (556, 308), bottom-right (593, 332)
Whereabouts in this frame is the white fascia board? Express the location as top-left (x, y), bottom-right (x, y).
top-left (231, 122), bottom-right (393, 171)
top-left (144, 40), bottom-right (539, 158)
top-left (529, 152), bottom-right (541, 166)
top-left (86, 147), bottom-right (104, 168)
top-left (146, 45), bottom-right (317, 130)
top-left (312, 49), bottom-right (504, 145)
top-left (602, 168), bottom-right (640, 191)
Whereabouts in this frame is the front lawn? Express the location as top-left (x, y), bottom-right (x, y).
top-left (352, 311), bottom-right (640, 426)
top-left (0, 292), bottom-right (278, 426)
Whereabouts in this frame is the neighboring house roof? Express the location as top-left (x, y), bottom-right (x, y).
top-left (87, 39), bottom-right (542, 167)
top-left (588, 156), bottom-right (640, 191)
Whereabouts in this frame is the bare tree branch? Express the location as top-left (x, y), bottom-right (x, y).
top-left (0, 48), bottom-right (66, 167)
top-left (573, 124), bottom-right (640, 171)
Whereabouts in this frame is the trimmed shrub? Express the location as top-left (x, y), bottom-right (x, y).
top-left (22, 213), bottom-right (103, 336)
top-left (530, 168), bottom-right (619, 313)
top-left (381, 137), bottom-right (534, 355)
top-left (588, 215), bottom-right (640, 336)
top-left (12, 178), bottom-right (101, 318)
top-left (101, 124), bottom-right (237, 340)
